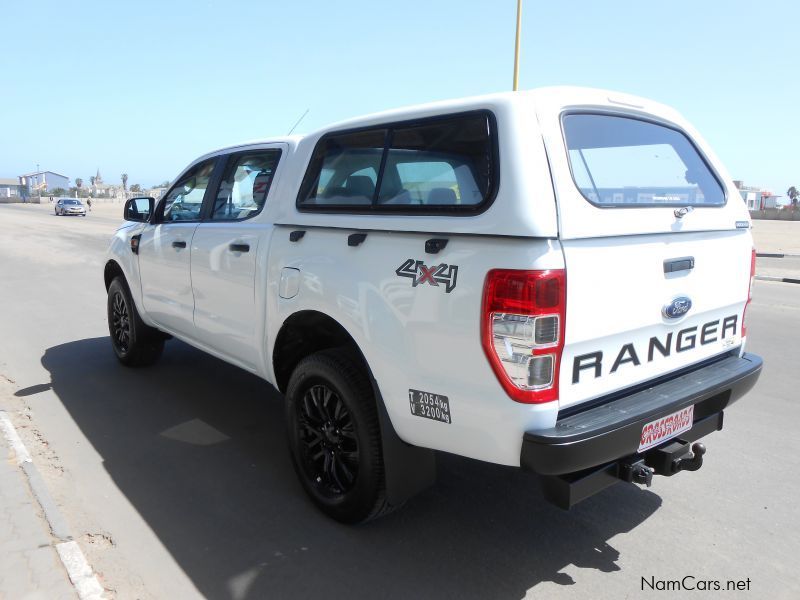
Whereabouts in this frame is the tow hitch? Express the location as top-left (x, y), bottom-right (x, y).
top-left (540, 440), bottom-right (708, 510)
top-left (646, 441), bottom-right (706, 476)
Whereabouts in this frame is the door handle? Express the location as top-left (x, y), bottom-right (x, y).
top-left (172, 240), bottom-right (186, 249)
top-left (229, 243), bottom-right (250, 253)
top-left (664, 256), bottom-right (694, 274)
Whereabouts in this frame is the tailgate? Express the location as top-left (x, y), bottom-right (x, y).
top-left (559, 231), bottom-right (751, 408)
top-left (534, 94), bottom-right (754, 409)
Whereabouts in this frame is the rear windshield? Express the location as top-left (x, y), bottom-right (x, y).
top-left (562, 114), bottom-right (725, 207)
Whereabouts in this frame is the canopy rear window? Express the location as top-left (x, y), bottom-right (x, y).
top-left (562, 113), bottom-right (725, 207)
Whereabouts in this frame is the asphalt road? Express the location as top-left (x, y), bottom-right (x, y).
top-left (0, 202), bottom-right (798, 599)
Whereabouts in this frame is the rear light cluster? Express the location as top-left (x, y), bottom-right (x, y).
top-left (742, 247), bottom-right (756, 337)
top-left (481, 269), bottom-right (566, 403)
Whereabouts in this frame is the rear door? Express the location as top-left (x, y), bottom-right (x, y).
top-left (537, 103), bottom-right (754, 410)
top-left (190, 146), bottom-right (284, 369)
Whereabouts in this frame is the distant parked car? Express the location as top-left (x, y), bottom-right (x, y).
top-left (55, 198), bottom-right (87, 216)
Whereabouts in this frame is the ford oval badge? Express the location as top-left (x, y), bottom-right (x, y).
top-left (662, 296), bottom-right (692, 319)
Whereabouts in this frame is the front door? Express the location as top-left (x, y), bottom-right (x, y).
top-left (138, 158), bottom-right (217, 335)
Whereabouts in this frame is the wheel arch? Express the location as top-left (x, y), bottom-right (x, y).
top-left (104, 259), bottom-right (125, 291)
top-left (272, 310), bottom-right (435, 505)
top-left (272, 310), bottom-right (365, 394)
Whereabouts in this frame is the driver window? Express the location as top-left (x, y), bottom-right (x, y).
top-left (161, 159), bottom-right (216, 222)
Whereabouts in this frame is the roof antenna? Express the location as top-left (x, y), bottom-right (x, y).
top-left (287, 108), bottom-right (310, 135)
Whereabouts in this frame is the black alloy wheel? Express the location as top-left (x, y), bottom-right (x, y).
top-left (111, 290), bottom-right (130, 353)
top-left (106, 276), bottom-right (164, 366)
top-left (286, 350), bottom-right (394, 523)
top-left (297, 383), bottom-right (360, 497)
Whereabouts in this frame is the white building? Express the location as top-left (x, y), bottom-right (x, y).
top-left (19, 171), bottom-right (70, 196)
top-left (733, 181), bottom-right (780, 210)
top-left (0, 177), bottom-right (23, 198)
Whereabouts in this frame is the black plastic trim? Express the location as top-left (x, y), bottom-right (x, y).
top-left (664, 256), bottom-right (695, 273)
top-left (347, 233), bottom-right (367, 247)
top-left (521, 353), bottom-right (762, 475)
top-left (425, 238), bottom-right (449, 254)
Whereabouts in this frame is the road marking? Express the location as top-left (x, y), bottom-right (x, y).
top-left (0, 410), bottom-right (32, 464)
top-left (1, 410), bottom-right (106, 599)
top-left (56, 541), bottom-right (106, 600)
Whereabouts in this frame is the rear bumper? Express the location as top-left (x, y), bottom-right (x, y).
top-left (520, 352), bottom-right (762, 476)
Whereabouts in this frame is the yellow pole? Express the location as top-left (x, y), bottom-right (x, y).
top-left (513, 0), bottom-right (522, 91)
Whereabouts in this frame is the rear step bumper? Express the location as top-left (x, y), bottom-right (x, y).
top-left (520, 352), bottom-right (762, 505)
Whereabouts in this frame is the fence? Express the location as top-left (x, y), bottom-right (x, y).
top-left (750, 207), bottom-right (800, 221)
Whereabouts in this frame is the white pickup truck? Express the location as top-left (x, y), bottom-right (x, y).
top-left (104, 87), bottom-right (762, 523)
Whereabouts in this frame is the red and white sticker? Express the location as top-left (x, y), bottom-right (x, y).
top-left (638, 405), bottom-right (694, 453)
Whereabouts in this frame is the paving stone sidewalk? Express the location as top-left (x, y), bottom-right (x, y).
top-left (1, 435), bottom-right (76, 600)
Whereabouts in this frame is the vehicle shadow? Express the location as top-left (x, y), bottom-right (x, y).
top-left (41, 337), bottom-right (662, 599)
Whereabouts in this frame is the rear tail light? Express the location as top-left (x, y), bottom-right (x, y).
top-left (742, 247), bottom-right (756, 337)
top-left (482, 269), bottom-right (566, 403)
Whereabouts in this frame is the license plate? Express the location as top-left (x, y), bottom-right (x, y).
top-left (638, 405), bottom-right (694, 452)
top-left (408, 389), bottom-right (451, 424)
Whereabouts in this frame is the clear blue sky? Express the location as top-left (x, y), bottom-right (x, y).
top-left (1, 0), bottom-right (797, 196)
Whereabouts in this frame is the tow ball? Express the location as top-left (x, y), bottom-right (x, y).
top-left (620, 441), bottom-right (707, 488)
top-left (646, 441), bottom-right (707, 477)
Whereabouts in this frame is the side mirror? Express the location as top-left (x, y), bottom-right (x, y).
top-left (124, 197), bottom-right (155, 222)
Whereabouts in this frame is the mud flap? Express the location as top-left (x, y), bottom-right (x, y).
top-left (370, 376), bottom-right (436, 506)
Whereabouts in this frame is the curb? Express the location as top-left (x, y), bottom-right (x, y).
top-left (756, 252), bottom-right (800, 258)
top-left (755, 275), bottom-right (800, 284)
top-left (0, 411), bottom-right (106, 600)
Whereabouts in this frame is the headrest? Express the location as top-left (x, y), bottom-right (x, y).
top-left (252, 172), bottom-right (271, 206)
top-left (345, 175), bottom-right (375, 199)
top-left (427, 187), bottom-right (458, 205)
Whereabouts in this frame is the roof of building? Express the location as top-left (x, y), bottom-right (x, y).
top-left (0, 177), bottom-right (20, 186)
top-left (18, 170), bottom-right (69, 179)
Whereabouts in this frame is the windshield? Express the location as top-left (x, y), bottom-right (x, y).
top-left (65, 200), bottom-right (80, 205)
top-left (563, 113), bottom-right (725, 207)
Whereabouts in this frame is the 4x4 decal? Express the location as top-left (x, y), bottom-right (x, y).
top-left (395, 259), bottom-right (458, 293)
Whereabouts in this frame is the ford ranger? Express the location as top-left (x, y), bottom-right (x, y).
top-left (104, 87), bottom-right (763, 523)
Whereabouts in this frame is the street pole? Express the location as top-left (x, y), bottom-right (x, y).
top-left (513, 0), bottom-right (522, 91)
top-left (36, 162), bottom-right (40, 203)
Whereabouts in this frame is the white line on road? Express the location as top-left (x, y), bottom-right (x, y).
top-left (56, 541), bottom-right (107, 600)
top-left (0, 410), bottom-right (32, 464)
top-left (1, 410), bottom-right (106, 599)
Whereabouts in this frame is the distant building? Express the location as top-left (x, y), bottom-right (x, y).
top-left (91, 168), bottom-right (114, 197)
top-left (147, 187), bottom-right (167, 199)
top-left (733, 180), bottom-right (780, 210)
top-left (18, 171), bottom-right (70, 195)
top-left (0, 177), bottom-right (23, 198)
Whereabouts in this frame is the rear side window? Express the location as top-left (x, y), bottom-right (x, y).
top-left (297, 112), bottom-right (497, 213)
top-left (303, 129), bottom-right (386, 206)
top-left (562, 114), bottom-right (725, 207)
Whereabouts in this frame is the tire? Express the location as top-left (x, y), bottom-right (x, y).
top-left (107, 276), bottom-right (164, 366)
top-left (285, 349), bottom-right (394, 523)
